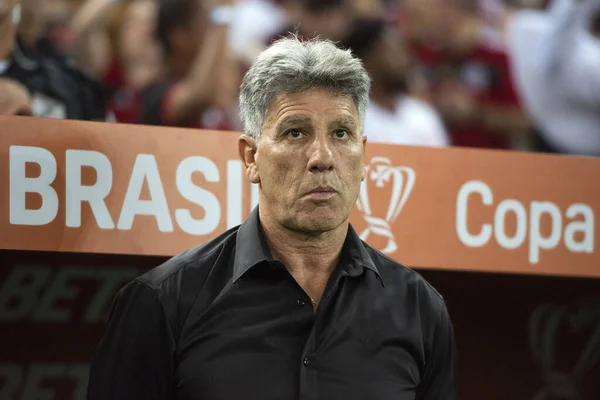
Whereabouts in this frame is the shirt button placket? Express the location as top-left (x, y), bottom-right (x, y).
top-left (299, 285), bottom-right (325, 399)
top-left (299, 353), bottom-right (318, 400)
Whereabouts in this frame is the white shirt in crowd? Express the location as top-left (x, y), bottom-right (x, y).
top-left (506, 0), bottom-right (600, 155)
top-left (364, 96), bottom-right (450, 147)
top-left (228, 0), bottom-right (287, 65)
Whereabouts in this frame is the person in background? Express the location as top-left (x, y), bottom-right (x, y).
top-left (0, 0), bottom-right (109, 121)
top-left (230, 0), bottom-right (385, 72)
top-left (48, 0), bottom-right (164, 125)
top-left (502, 0), bottom-right (600, 156)
top-left (401, 0), bottom-right (531, 150)
top-left (271, 0), bottom-right (354, 42)
top-left (138, 0), bottom-right (238, 129)
top-left (342, 18), bottom-right (449, 147)
top-left (228, 0), bottom-right (288, 68)
top-left (102, 0), bottom-right (163, 123)
top-left (39, 0), bottom-right (112, 73)
top-left (0, 77), bottom-right (32, 116)
top-left (350, 0), bottom-right (387, 17)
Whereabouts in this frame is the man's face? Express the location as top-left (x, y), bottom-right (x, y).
top-left (240, 89), bottom-right (367, 234)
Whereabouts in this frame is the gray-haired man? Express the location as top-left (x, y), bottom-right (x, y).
top-left (88, 36), bottom-right (457, 400)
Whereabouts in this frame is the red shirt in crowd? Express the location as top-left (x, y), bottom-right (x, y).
top-left (412, 42), bottom-right (521, 149)
top-left (103, 59), bottom-right (143, 124)
top-left (102, 58), bottom-right (232, 129)
top-left (137, 80), bottom-right (233, 130)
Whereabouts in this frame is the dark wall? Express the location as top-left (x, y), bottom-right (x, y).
top-left (420, 269), bottom-right (600, 400)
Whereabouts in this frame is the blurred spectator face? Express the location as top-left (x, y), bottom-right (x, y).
top-left (35, 1), bottom-right (77, 53)
top-left (349, 0), bottom-right (385, 18)
top-left (0, 78), bottom-right (32, 116)
top-left (106, 0), bottom-right (161, 88)
top-left (368, 27), bottom-right (410, 93)
top-left (401, 0), bottom-right (480, 55)
top-left (157, 0), bottom-right (206, 69)
top-left (119, 0), bottom-right (160, 62)
top-left (289, 0), bottom-right (352, 40)
top-left (436, 0), bottom-right (481, 55)
top-left (401, 0), bottom-right (446, 44)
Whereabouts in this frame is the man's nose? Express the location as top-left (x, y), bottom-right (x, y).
top-left (307, 134), bottom-right (334, 173)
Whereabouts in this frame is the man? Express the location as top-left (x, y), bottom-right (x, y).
top-left (88, 36), bottom-right (456, 400)
top-left (502, 0), bottom-right (600, 156)
top-left (138, 0), bottom-right (237, 129)
top-left (0, 0), bottom-right (108, 121)
top-left (341, 18), bottom-right (449, 147)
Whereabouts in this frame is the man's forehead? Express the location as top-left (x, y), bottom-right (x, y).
top-left (266, 90), bottom-right (358, 124)
top-left (277, 114), bottom-right (357, 125)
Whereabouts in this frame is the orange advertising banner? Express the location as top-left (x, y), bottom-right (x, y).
top-left (1, 116), bottom-right (599, 278)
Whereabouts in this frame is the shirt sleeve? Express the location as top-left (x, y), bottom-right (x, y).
top-left (417, 298), bottom-right (457, 400)
top-left (87, 280), bottom-right (176, 400)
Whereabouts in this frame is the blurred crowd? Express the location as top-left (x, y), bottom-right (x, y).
top-left (1, 0), bottom-right (599, 155)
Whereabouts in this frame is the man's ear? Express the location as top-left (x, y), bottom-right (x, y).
top-left (238, 135), bottom-right (260, 184)
top-left (361, 135), bottom-right (367, 181)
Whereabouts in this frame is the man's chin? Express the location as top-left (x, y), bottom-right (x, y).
top-left (292, 209), bottom-right (349, 234)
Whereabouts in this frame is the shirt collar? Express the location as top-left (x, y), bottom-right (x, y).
top-left (233, 207), bottom-right (384, 286)
top-left (342, 224), bottom-right (384, 286)
top-left (232, 207), bottom-right (273, 282)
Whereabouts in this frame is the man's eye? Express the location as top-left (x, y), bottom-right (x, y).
top-left (286, 129), bottom-right (304, 139)
top-left (334, 129), bottom-right (349, 139)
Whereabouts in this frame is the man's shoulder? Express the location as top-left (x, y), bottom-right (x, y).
top-left (115, 227), bottom-right (240, 341)
top-left (136, 226), bottom-right (239, 292)
top-left (363, 242), bottom-right (445, 309)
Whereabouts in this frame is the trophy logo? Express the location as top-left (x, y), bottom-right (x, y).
top-left (528, 297), bottom-right (600, 400)
top-left (356, 157), bottom-right (416, 254)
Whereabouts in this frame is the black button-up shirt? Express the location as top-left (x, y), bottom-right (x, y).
top-left (88, 207), bottom-right (456, 400)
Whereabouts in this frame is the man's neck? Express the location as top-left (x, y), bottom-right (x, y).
top-left (259, 208), bottom-right (348, 279)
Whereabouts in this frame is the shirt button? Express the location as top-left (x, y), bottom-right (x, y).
top-left (303, 357), bottom-right (310, 367)
top-left (297, 298), bottom-right (306, 307)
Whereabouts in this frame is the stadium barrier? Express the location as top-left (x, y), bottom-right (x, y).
top-left (1, 116), bottom-right (598, 399)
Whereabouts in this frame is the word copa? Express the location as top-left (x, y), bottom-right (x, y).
top-left (456, 180), bottom-right (595, 264)
top-left (8, 146), bottom-right (258, 234)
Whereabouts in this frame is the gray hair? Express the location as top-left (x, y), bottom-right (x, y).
top-left (239, 35), bottom-right (371, 141)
